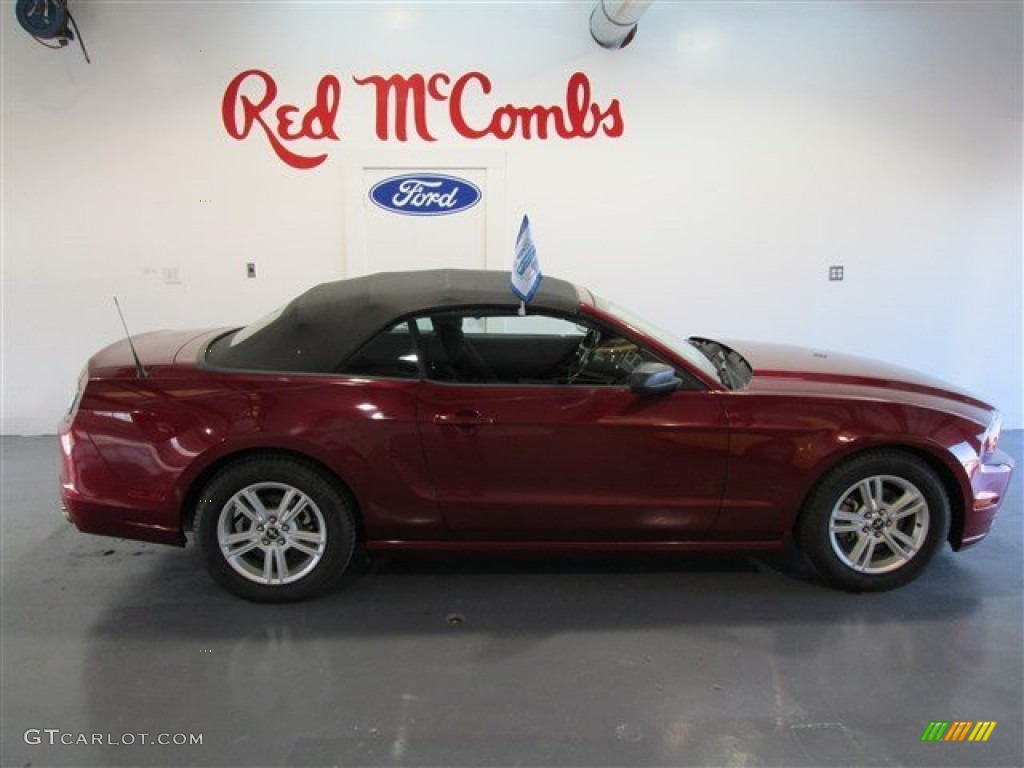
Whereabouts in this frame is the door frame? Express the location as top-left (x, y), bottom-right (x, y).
top-left (340, 147), bottom-right (508, 278)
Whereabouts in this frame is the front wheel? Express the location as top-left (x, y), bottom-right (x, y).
top-left (195, 455), bottom-right (356, 602)
top-left (797, 451), bottom-right (950, 592)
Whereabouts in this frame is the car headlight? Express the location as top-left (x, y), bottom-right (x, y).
top-left (980, 411), bottom-right (1002, 461)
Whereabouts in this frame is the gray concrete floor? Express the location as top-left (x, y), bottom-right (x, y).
top-left (1, 433), bottom-right (1021, 768)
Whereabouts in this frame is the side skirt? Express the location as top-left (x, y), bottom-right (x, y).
top-left (365, 539), bottom-right (785, 554)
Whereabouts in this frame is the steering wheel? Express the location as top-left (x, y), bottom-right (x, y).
top-left (567, 328), bottom-right (602, 383)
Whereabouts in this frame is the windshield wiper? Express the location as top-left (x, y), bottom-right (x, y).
top-left (688, 337), bottom-right (749, 389)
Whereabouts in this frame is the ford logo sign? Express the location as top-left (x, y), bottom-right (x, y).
top-left (369, 173), bottom-right (482, 217)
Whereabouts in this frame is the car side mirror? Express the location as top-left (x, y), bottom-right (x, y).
top-left (629, 363), bottom-right (682, 395)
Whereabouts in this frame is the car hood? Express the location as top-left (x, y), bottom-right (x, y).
top-left (720, 338), bottom-right (991, 410)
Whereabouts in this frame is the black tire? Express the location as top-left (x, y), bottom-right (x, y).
top-left (195, 455), bottom-right (356, 602)
top-left (796, 450), bottom-right (950, 592)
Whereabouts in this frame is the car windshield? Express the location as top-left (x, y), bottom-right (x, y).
top-left (595, 297), bottom-right (722, 384)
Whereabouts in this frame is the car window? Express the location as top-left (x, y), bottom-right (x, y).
top-left (596, 297), bottom-right (723, 384)
top-left (336, 321), bottom-right (420, 379)
top-left (229, 304), bottom-right (286, 347)
top-left (414, 310), bottom-right (679, 386)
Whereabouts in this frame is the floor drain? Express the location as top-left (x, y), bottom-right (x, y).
top-left (446, 613), bottom-right (465, 626)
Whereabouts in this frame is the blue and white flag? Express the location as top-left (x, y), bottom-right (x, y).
top-left (511, 214), bottom-right (542, 310)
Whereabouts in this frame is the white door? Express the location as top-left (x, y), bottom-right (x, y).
top-left (342, 150), bottom-right (507, 277)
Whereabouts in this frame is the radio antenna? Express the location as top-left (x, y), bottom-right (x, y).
top-left (113, 297), bottom-right (148, 378)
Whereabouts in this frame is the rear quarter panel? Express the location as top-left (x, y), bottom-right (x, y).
top-left (76, 366), bottom-right (442, 542)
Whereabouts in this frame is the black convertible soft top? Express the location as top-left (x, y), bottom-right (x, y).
top-left (208, 269), bottom-right (583, 373)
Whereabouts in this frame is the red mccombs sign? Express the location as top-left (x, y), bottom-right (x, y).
top-left (221, 69), bottom-right (625, 170)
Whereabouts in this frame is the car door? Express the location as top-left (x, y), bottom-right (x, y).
top-left (413, 309), bottom-right (730, 541)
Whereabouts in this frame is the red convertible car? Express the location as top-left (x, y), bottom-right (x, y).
top-left (59, 270), bottom-right (1013, 601)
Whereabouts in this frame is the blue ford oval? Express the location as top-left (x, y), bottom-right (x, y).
top-left (369, 173), bottom-right (482, 217)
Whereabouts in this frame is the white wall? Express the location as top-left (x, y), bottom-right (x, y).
top-left (2, 1), bottom-right (1021, 433)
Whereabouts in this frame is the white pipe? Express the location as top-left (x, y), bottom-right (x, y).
top-left (590, 0), bottom-right (654, 49)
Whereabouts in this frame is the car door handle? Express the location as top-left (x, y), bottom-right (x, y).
top-left (433, 410), bottom-right (495, 427)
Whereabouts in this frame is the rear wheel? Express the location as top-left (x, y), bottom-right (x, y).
top-left (196, 456), bottom-right (356, 602)
top-left (797, 451), bottom-right (950, 591)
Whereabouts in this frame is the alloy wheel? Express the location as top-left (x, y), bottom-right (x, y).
top-left (216, 482), bottom-right (327, 586)
top-left (828, 474), bottom-right (930, 575)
